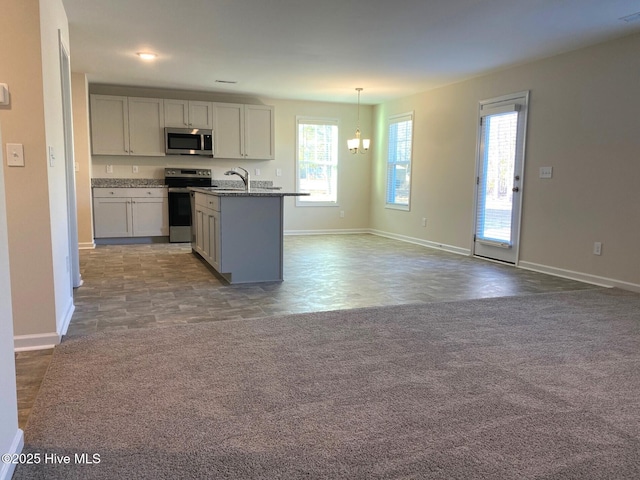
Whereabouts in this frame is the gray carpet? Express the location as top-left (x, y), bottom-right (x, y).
top-left (14, 288), bottom-right (640, 479)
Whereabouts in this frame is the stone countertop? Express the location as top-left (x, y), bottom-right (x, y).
top-left (92, 179), bottom-right (166, 188)
top-left (90, 179), bottom-right (279, 189)
top-left (189, 187), bottom-right (309, 197)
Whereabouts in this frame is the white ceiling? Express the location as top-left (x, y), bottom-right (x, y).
top-left (61, 0), bottom-right (640, 104)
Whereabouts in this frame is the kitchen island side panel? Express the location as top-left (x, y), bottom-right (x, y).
top-left (219, 196), bottom-right (283, 283)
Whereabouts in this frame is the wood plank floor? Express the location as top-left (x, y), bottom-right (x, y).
top-left (15, 234), bottom-right (597, 427)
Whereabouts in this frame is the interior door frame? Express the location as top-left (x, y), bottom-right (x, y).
top-left (59, 31), bottom-right (82, 288)
top-left (471, 91), bottom-right (529, 265)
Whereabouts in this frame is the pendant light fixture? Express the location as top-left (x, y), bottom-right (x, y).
top-left (347, 88), bottom-right (370, 154)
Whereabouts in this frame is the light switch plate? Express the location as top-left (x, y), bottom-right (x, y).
top-left (539, 166), bottom-right (553, 179)
top-left (6, 143), bottom-right (25, 167)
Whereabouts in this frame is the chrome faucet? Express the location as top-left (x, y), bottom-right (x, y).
top-left (224, 167), bottom-right (250, 192)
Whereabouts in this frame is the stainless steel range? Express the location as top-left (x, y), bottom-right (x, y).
top-left (164, 168), bottom-right (214, 242)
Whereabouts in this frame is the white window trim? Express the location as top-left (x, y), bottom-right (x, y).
top-left (295, 116), bottom-right (340, 207)
top-left (385, 111), bottom-right (414, 211)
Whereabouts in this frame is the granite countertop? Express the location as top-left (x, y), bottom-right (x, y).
top-left (189, 187), bottom-right (309, 197)
top-left (92, 179), bottom-right (166, 188)
top-left (90, 178), bottom-right (282, 190)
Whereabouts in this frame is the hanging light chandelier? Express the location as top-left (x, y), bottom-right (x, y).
top-left (347, 88), bottom-right (370, 154)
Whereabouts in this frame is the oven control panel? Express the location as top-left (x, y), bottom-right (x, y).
top-left (164, 168), bottom-right (211, 178)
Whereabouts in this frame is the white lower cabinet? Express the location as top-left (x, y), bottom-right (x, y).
top-left (93, 188), bottom-right (168, 238)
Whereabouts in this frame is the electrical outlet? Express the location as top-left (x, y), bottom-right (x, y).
top-left (255, 168), bottom-right (261, 176)
top-left (340, 210), bottom-right (345, 218)
top-left (422, 217), bottom-right (427, 227)
top-left (106, 165), bottom-right (113, 174)
top-left (276, 168), bottom-right (282, 177)
top-left (593, 242), bottom-right (602, 256)
top-left (132, 165), bottom-right (139, 173)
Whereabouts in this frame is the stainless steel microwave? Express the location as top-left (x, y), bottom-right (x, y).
top-left (165, 127), bottom-right (213, 156)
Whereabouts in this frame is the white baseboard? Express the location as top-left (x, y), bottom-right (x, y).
top-left (369, 229), bottom-right (471, 256)
top-left (78, 241), bottom-right (95, 250)
top-left (518, 261), bottom-right (640, 292)
top-left (14, 300), bottom-right (73, 351)
top-left (14, 332), bottom-right (60, 352)
top-left (285, 228), bottom-right (369, 236)
top-left (58, 300), bottom-right (75, 337)
top-left (0, 428), bottom-right (23, 480)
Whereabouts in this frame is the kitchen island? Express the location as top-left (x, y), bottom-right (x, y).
top-left (189, 187), bottom-right (308, 284)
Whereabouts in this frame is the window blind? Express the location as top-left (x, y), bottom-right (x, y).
top-left (476, 110), bottom-right (519, 245)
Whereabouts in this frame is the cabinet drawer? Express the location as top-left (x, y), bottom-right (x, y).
top-left (195, 193), bottom-right (220, 211)
top-left (93, 188), bottom-right (128, 198)
top-left (93, 187), bottom-right (167, 198)
top-left (129, 187), bottom-right (167, 198)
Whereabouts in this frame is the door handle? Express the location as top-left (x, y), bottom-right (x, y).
top-left (512, 187), bottom-right (520, 192)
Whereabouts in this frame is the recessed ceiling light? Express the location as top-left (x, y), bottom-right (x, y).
top-left (215, 80), bottom-right (237, 84)
top-left (136, 52), bottom-right (157, 61)
top-left (619, 11), bottom-right (640, 23)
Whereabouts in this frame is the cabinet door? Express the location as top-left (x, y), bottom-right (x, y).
top-left (131, 197), bottom-right (169, 236)
top-left (93, 197), bottom-right (132, 237)
top-left (195, 208), bottom-right (206, 255)
top-left (207, 210), bottom-right (221, 270)
top-left (213, 103), bottom-right (244, 159)
top-left (128, 97), bottom-right (165, 156)
top-left (189, 101), bottom-right (214, 129)
top-left (164, 99), bottom-right (189, 127)
top-left (245, 105), bottom-right (275, 160)
top-left (90, 95), bottom-right (129, 155)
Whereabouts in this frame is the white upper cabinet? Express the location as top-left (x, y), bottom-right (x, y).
top-left (213, 103), bottom-right (244, 159)
top-left (90, 95), bottom-right (129, 155)
top-left (245, 104), bottom-right (275, 160)
top-left (128, 97), bottom-right (165, 156)
top-left (89, 94), bottom-right (272, 158)
top-left (164, 99), bottom-right (213, 129)
top-left (213, 103), bottom-right (274, 160)
top-left (90, 95), bottom-right (165, 156)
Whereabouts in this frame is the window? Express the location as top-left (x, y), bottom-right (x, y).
top-left (296, 117), bottom-right (339, 205)
top-left (386, 112), bottom-right (413, 210)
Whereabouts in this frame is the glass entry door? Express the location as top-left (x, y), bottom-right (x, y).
top-left (473, 92), bottom-right (529, 264)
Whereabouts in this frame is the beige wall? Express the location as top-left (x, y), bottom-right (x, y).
top-left (0, 0), bottom-right (74, 347)
top-left (86, 84), bottom-right (373, 232)
top-left (371, 32), bottom-right (640, 289)
top-left (72, 73), bottom-right (95, 248)
top-left (0, 0), bottom-right (59, 341)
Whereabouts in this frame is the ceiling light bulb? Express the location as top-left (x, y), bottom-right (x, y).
top-left (137, 52), bottom-right (157, 61)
